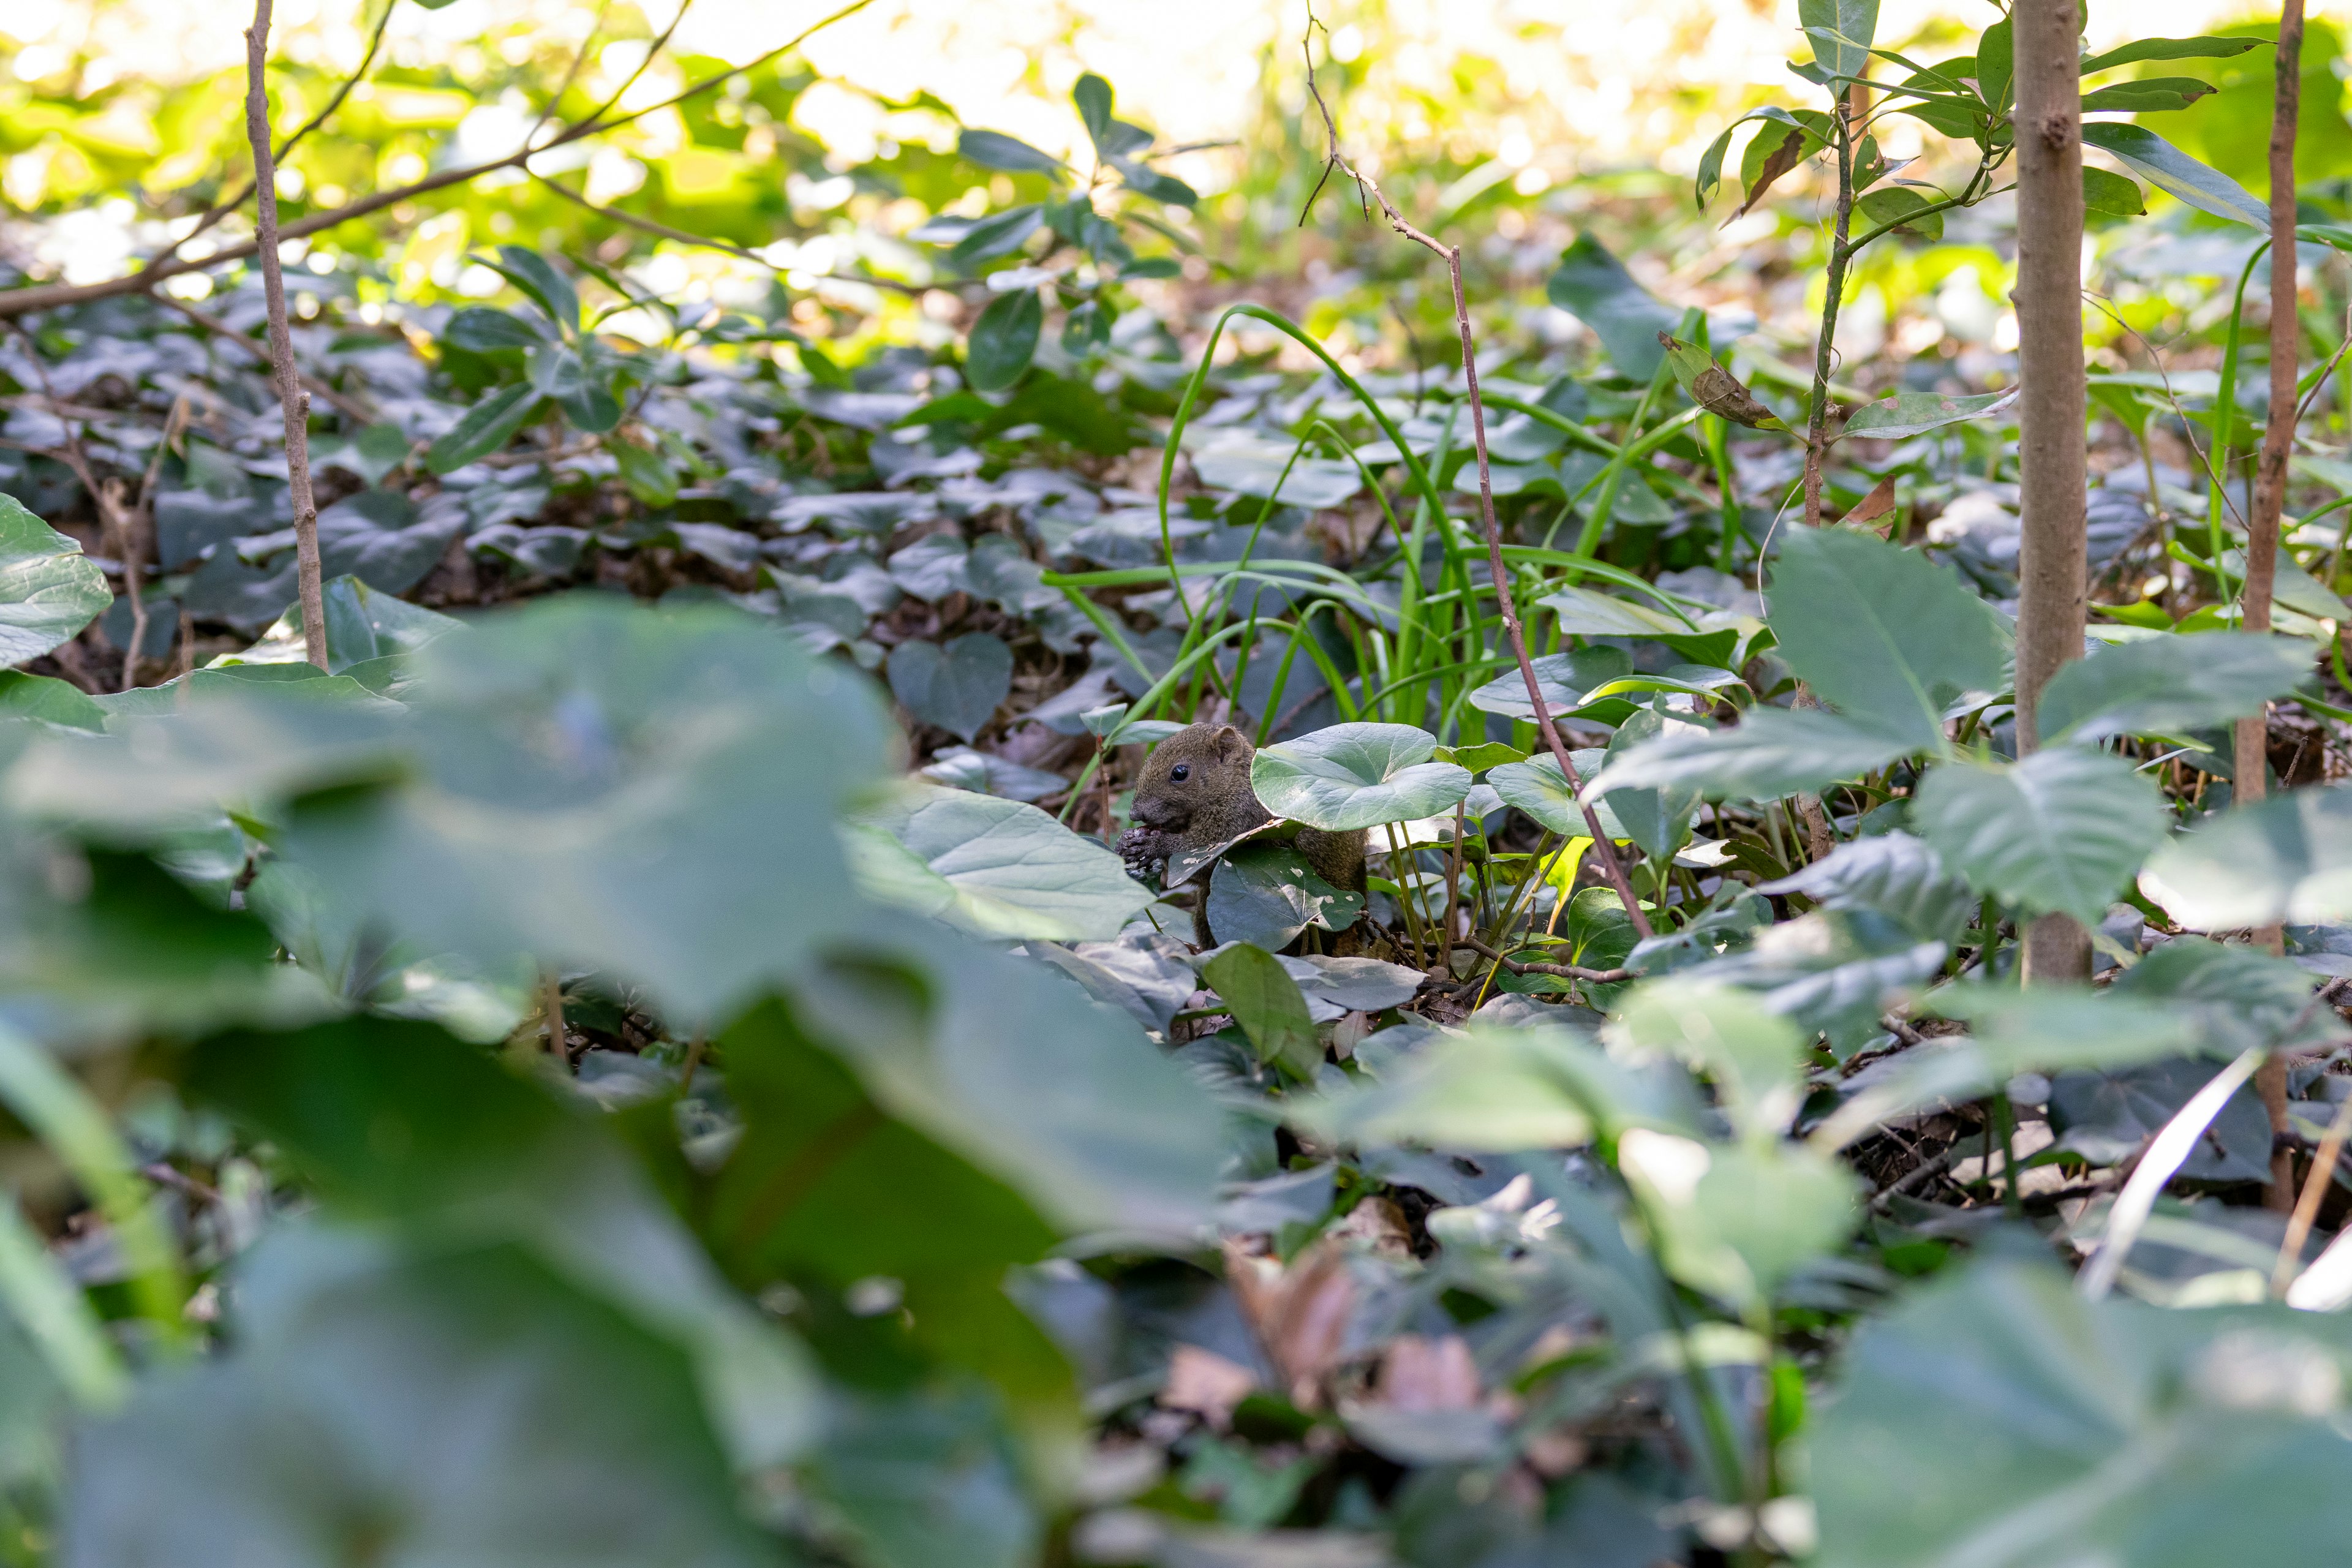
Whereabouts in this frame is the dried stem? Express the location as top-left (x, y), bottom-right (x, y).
top-left (1300, 36), bottom-right (1653, 939)
top-left (244, 0), bottom-right (328, 671)
top-left (2245, 0), bottom-right (2307, 1210)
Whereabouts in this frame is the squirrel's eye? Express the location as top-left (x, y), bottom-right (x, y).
top-left (1170, 764), bottom-right (1190, 782)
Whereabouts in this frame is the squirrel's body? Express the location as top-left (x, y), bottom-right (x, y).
top-left (1117, 723), bottom-right (1366, 948)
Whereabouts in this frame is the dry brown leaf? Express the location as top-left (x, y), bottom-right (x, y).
top-left (1329, 1195), bottom-right (1413, 1257)
top-left (1736, 126), bottom-right (1810, 219)
top-left (1376, 1333), bottom-right (1480, 1411)
top-left (1160, 1343), bottom-right (1257, 1429)
top-left (1224, 1237), bottom-right (1355, 1408)
top-left (1843, 473), bottom-right (1899, 534)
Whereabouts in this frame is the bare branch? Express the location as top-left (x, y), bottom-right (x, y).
top-left (244, 0), bottom-right (327, 670)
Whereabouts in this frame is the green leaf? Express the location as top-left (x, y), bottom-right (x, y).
top-left (811, 1389), bottom-right (1041, 1568)
top-left (1109, 155), bottom-right (1197, 206)
top-left (527, 343), bottom-right (620, 434)
top-left (1545, 233), bottom-right (1677, 380)
top-left (1205, 840), bottom-right (1363, 951)
top-left (1766, 527), bottom-right (2007, 750)
top-left (946, 204), bottom-right (1043, 268)
top-left (443, 306), bottom-right (550, 353)
top-left (2139, 782), bottom-right (2352, 930)
top-left (424, 383), bottom-right (541, 473)
top-left (888, 631), bottom-right (1012, 742)
top-left (1839, 386), bottom-right (2015, 440)
top-left (66, 1233), bottom-right (777, 1568)
top-left (1464, 646), bottom-right (1632, 721)
top-left (1586, 705), bottom-right (1913, 803)
top-left (1625, 1137), bottom-right (1857, 1306)
top-left (224, 573), bottom-right (461, 674)
top-left (1913, 748), bottom-right (2169, 927)
top-left (2082, 122), bottom-right (2270, 228)
top-left (2083, 165), bottom-right (2147, 216)
top-left (2081, 76), bottom-right (2219, 113)
top-left (0, 494), bottom-right (110, 668)
top-left (845, 782), bottom-right (1153, 941)
top-left (1853, 185), bottom-right (1945, 241)
top-left (2079, 34), bottom-right (2269, 74)
top-left (1201, 943), bottom-right (1322, 1078)
top-left (1975, 15), bottom-right (2014, 115)
top-left (1694, 107), bottom-right (1808, 209)
top-left (1760, 830), bottom-right (1975, 944)
top-left (0, 669), bottom-right (104, 731)
top-left (1613, 981), bottom-right (1809, 1139)
top-left (965, 288), bottom-right (1042, 394)
top-left (1657, 333), bottom-right (1789, 429)
top-left (1297, 1023), bottom-right (1656, 1151)
top-left (958, 129), bottom-right (1066, 177)
top-left (1812, 1256), bottom-right (2352, 1568)
top-left (484, 246), bottom-right (579, 333)
top-left (1491, 749), bottom-right (1616, 837)
top-left (1073, 72), bottom-right (1114, 147)
top-left (1536, 583), bottom-right (1696, 638)
top-left (1798, 0), bottom-right (1880, 80)
top-left (1251, 723), bottom-right (1472, 831)
top-left (2037, 631), bottom-right (2310, 744)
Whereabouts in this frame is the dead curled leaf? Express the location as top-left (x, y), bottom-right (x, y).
top-left (1843, 473), bottom-right (1899, 533)
top-left (1161, 1343), bottom-right (1258, 1429)
top-left (1224, 1237), bottom-right (1355, 1409)
top-left (1738, 126), bottom-right (1811, 219)
top-left (1375, 1333), bottom-right (1480, 1411)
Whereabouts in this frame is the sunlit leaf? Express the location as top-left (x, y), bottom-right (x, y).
top-left (1913, 749), bottom-right (2168, 927)
top-left (0, 494), bottom-right (109, 668)
top-left (1251, 723), bottom-right (1471, 831)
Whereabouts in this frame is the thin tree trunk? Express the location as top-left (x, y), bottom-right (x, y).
top-left (243, 0), bottom-right (328, 669)
top-left (2244, 0), bottom-right (2306, 1212)
top-left (2011, 0), bottom-right (2091, 982)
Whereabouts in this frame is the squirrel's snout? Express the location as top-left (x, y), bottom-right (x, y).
top-left (1133, 796), bottom-right (1190, 830)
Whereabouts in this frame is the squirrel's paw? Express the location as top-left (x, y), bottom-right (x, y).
top-left (1115, 826), bottom-right (1169, 883)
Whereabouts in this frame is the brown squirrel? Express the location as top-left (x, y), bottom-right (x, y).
top-left (1117, 723), bottom-right (1367, 948)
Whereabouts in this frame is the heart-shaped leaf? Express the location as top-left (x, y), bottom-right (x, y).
top-left (846, 783), bottom-right (1153, 941)
top-left (1914, 748), bottom-right (2168, 927)
top-left (1585, 704), bottom-right (1910, 803)
top-left (0, 494), bottom-right (110, 667)
top-left (2140, 782), bottom-right (2352, 931)
top-left (1251, 723), bottom-right (1471, 831)
top-left (888, 633), bottom-right (1012, 742)
top-left (1205, 839), bottom-right (1363, 951)
top-left (2037, 631), bottom-right (2310, 744)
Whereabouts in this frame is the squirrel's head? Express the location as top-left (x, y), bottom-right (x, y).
top-left (1131, 722), bottom-right (1254, 831)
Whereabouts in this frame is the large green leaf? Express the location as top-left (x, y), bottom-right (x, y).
top-left (2080, 77), bottom-right (2220, 114)
top-left (1913, 749), bottom-right (2168, 927)
top-left (1766, 526), bottom-right (2007, 750)
top-left (425, 383), bottom-right (541, 473)
top-left (2082, 123), bottom-right (2269, 228)
top-left (1204, 839), bottom-right (1363, 951)
top-left (888, 632), bottom-right (1012, 742)
top-left (1251, 723), bottom-right (1471, 831)
top-left (2140, 782), bottom-right (2352, 930)
top-left (2079, 34), bottom-right (2269, 74)
top-left (1545, 233), bottom-right (1676, 380)
top-left (1813, 1257), bottom-right (2352, 1568)
top-left (1464, 647), bottom-right (1631, 721)
top-left (273, 597), bottom-right (898, 1025)
top-left (1760, 831), bottom-right (1975, 944)
top-left (1623, 1136), bottom-right (1856, 1307)
top-left (1585, 704), bottom-right (1912, 803)
top-left (1798, 0), bottom-right (1879, 81)
top-left (66, 1231), bottom-right (774, 1568)
top-left (2036, 631), bottom-right (2309, 744)
top-left (0, 494), bottom-right (109, 668)
top-left (846, 782), bottom-right (1153, 941)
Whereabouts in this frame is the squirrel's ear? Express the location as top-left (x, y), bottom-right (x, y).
top-left (1213, 724), bottom-right (1248, 761)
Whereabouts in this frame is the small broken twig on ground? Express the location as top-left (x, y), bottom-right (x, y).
top-left (1452, 936), bottom-right (1630, 986)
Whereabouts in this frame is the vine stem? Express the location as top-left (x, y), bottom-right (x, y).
top-left (243, 0), bottom-right (327, 670)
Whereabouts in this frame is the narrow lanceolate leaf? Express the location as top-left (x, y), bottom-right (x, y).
top-left (2079, 77), bottom-right (2218, 115)
top-left (1585, 706), bottom-right (1913, 804)
top-left (1839, 388), bottom-right (2016, 442)
top-left (1913, 750), bottom-right (2168, 928)
top-left (2078, 35), bottom-right (2267, 74)
top-left (425, 385), bottom-right (541, 474)
top-left (1658, 334), bottom-right (1789, 431)
top-left (1766, 527), bottom-right (2007, 752)
top-left (956, 129), bottom-right (1067, 177)
top-left (2140, 783), bottom-right (2352, 932)
top-left (0, 495), bottom-right (110, 667)
top-left (2036, 631), bottom-right (2310, 744)
top-left (1545, 233), bottom-right (1676, 380)
top-left (2081, 123), bottom-right (2269, 229)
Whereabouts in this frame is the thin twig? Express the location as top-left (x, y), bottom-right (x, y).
top-left (2275, 1084), bottom-right (2352, 1295)
top-left (244, 0), bottom-right (327, 670)
top-left (1452, 935), bottom-right (1630, 984)
top-left (168, 0), bottom-right (399, 263)
top-left (0, 0), bottom-right (876, 321)
top-left (159, 295), bottom-right (376, 421)
top-left (1298, 20), bottom-right (1652, 939)
top-left (522, 0), bottom-right (615, 148)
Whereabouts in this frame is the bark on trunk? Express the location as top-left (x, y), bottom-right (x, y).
top-left (2011, 0), bottom-right (2091, 982)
